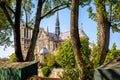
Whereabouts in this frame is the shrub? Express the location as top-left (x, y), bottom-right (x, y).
top-left (41, 66), bottom-right (51, 77)
top-left (9, 53), bottom-right (17, 62)
top-left (56, 39), bottom-right (76, 69)
top-left (59, 68), bottom-right (79, 80)
top-left (105, 43), bottom-right (120, 63)
top-left (44, 54), bottom-right (55, 67)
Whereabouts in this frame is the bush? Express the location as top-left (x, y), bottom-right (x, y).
top-left (59, 68), bottom-right (79, 80)
top-left (9, 53), bottom-right (17, 62)
top-left (105, 43), bottom-right (120, 63)
top-left (56, 38), bottom-right (90, 69)
top-left (44, 54), bottom-right (55, 67)
top-left (56, 39), bottom-right (76, 69)
top-left (41, 66), bottom-right (51, 77)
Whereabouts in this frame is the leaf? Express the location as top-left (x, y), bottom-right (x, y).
top-left (112, 24), bottom-right (120, 33)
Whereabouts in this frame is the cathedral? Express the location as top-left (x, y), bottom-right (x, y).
top-left (20, 12), bottom-right (89, 56)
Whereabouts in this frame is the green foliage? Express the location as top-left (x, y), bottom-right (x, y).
top-left (44, 53), bottom-right (55, 67)
top-left (60, 68), bottom-right (79, 80)
top-left (0, 6), bottom-right (12, 48)
top-left (56, 39), bottom-right (76, 69)
top-left (91, 45), bottom-right (100, 68)
top-left (79, 0), bottom-right (91, 7)
top-left (0, 27), bottom-right (12, 48)
top-left (42, 0), bottom-right (69, 18)
top-left (111, 1), bottom-right (120, 32)
top-left (41, 0), bottom-right (91, 18)
top-left (41, 66), bottom-right (51, 77)
top-left (56, 37), bottom-right (90, 69)
top-left (21, 0), bottom-right (35, 27)
top-left (105, 43), bottom-right (120, 63)
top-left (92, 43), bottom-right (120, 67)
top-left (88, 0), bottom-right (120, 33)
top-left (87, 7), bottom-right (97, 21)
top-left (81, 37), bottom-right (91, 63)
top-left (9, 53), bottom-right (17, 62)
top-left (111, 43), bottom-right (116, 50)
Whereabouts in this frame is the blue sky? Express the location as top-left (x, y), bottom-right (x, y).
top-left (0, 5), bottom-right (120, 58)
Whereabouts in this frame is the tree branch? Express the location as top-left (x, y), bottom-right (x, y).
top-left (6, 5), bottom-right (15, 14)
top-left (0, 5), bottom-right (14, 27)
top-left (41, 3), bottom-right (69, 19)
top-left (0, 37), bottom-right (9, 45)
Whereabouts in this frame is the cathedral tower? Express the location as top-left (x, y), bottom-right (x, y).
top-left (55, 12), bottom-right (60, 39)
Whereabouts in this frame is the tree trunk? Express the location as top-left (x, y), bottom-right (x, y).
top-left (14, 0), bottom-right (24, 62)
top-left (70, 0), bottom-right (88, 79)
top-left (95, 0), bottom-right (110, 65)
top-left (25, 0), bottom-right (43, 61)
top-left (0, 0), bottom-right (24, 62)
top-left (70, 0), bottom-right (94, 79)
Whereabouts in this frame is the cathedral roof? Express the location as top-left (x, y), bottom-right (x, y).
top-left (39, 27), bottom-right (88, 41)
top-left (79, 28), bottom-right (89, 39)
top-left (48, 32), bottom-right (61, 41)
top-left (60, 28), bottom-right (89, 40)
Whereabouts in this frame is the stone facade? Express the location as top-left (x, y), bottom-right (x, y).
top-left (37, 28), bottom-right (88, 54)
top-left (38, 28), bottom-right (62, 54)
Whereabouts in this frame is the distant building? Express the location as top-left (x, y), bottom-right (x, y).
top-left (20, 12), bottom-right (89, 57)
top-left (20, 25), bottom-right (32, 57)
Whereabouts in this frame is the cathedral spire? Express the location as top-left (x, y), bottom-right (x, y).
top-left (47, 26), bottom-right (49, 35)
top-left (55, 12), bottom-right (60, 39)
top-left (56, 12), bottom-right (59, 26)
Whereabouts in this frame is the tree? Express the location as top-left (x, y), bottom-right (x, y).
top-left (70, 0), bottom-right (93, 79)
top-left (94, 0), bottom-right (110, 65)
top-left (70, 0), bottom-right (85, 79)
top-left (0, 0), bottom-right (70, 61)
top-left (70, 0), bottom-right (83, 77)
top-left (0, 0), bottom-right (24, 61)
top-left (88, 0), bottom-right (120, 65)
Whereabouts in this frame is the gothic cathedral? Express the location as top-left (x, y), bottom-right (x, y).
top-left (20, 12), bottom-right (89, 57)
